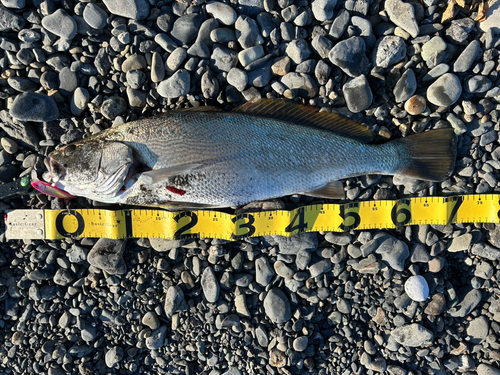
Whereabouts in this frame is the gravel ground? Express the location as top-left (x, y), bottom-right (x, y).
top-left (1, 0), bottom-right (500, 374)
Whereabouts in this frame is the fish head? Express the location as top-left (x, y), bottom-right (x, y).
top-left (46, 140), bottom-right (134, 199)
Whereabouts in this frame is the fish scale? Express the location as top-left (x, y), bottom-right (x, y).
top-left (46, 99), bottom-right (456, 209)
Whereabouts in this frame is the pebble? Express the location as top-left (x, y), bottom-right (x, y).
top-left (166, 47), bottom-right (187, 72)
top-left (10, 92), bottom-right (59, 122)
top-left (0, 7), bottom-right (26, 31)
top-left (329, 9), bottom-right (350, 39)
top-left (142, 311), bottom-right (160, 330)
top-left (424, 293), bottom-right (446, 315)
top-left (235, 15), bottom-right (261, 49)
top-left (308, 259), bottom-right (331, 278)
top-left (285, 39), bottom-right (311, 65)
top-left (255, 256), bottom-right (275, 287)
top-left (464, 76), bottom-right (492, 94)
top-left (404, 275), bottom-right (429, 302)
top-left (101, 96), bottom-right (127, 120)
top-left (371, 36), bottom-right (406, 68)
top-left (454, 40), bottom-right (480, 73)
top-left (394, 69), bottom-right (416, 103)
top-left (41, 9), bottom-right (77, 40)
top-left (342, 74), bottom-right (373, 113)
top-left (151, 52), bottom-right (165, 83)
top-left (157, 70), bottom-right (191, 98)
top-left (477, 364), bottom-right (500, 375)
top-left (421, 36), bottom-right (447, 63)
top-left (368, 234), bottom-right (409, 272)
top-left (122, 54), bottom-right (147, 73)
top-left (448, 288), bottom-right (482, 318)
top-left (329, 36), bottom-right (368, 77)
top-left (8, 77), bottom-right (39, 92)
top-left (293, 336), bottom-right (308, 352)
top-left (227, 68), bottom-right (248, 91)
top-left (467, 316), bottom-right (489, 344)
top-left (390, 324), bottom-right (434, 347)
top-left (206, 2), bottom-right (237, 25)
top-left (447, 233), bottom-right (472, 252)
top-left (83, 3), bottom-right (107, 29)
top-left (239, 45), bottom-right (264, 67)
top-left (211, 46), bottom-right (238, 72)
top-left (105, 346), bottom-right (123, 368)
top-left (87, 239), bottom-right (126, 275)
top-left (71, 87), bottom-right (90, 117)
top-left (404, 95), bottom-right (426, 115)
top-left (1, 137), bottom-right (18, 154)
top-left (385, 0), bottom-right (419, 38)
top-left (263, 287), bottom-right (291, 323)
top-left (426, 73), bottom-right (462, 107)
top-left (164, 286), bottom-right (188, 318)
top-left (312, 0), bottom-right (337, 21)
top-left (201, 266), bottom-right (220, 303)
top-left (478, 0), bottom-right (500, 33)
top-left (171, 14), bottom-right (203, 45)
top-left (280, 72), bottom-right (318, 98)
top-left (102, 0), bottom-right (149, 20)
top-left (146, 325), bottom-right (167, 350)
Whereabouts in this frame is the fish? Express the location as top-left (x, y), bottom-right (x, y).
top-left (44, 99), bottom-right (457, 209)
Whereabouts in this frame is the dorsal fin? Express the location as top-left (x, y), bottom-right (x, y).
top-left (172, 106), bottom-right (220, 112)
top-left (231, 99), bottom-right (374, 143)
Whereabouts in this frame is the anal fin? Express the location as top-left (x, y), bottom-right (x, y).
top-left (142, 163), bottom-right (204, 184)
top-left (303, 181), bottom-right (345, 199)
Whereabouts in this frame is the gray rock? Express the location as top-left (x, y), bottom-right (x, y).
top-left (239, 45), bottom-right (264, 67)
top-left (280, 72), bottom-right (318, 98)
top-left (157, 70), bottom-right (190, 98)
top-left (1, 0), bottom-right (25, 10)
top-left (465, 76), bottom-right (492, 94)
top-left (146, 325), bottom-right (168, 349)
top-left (447, 233), bottom-right (472, 252)
top-left (308, 259), bottom-right (331, 278)
top-left (121, 54), bottom-right (147, 72)
top-left (164, 286), bottom-right (188, 318)
top-left (293, 336), bottom-right (308, 351)
top-left (343, 74), bottom-right (373, 113)
top-left (171, 14), bottom-right (203, 45)
top-left (475, 261), bottom-right (494, 279)
top-left (421, 36), bottom-right (447, 63)
top-left (273, 233), bottom-right (318, 254)
top-left (10, 92), bottom-right (59, 122)
top-left (263, 287), bottom-right (291, 323)
top-left (472, 243), bottom-right (500, 260)
top-left (311, 35), bottom-right (333, 60)
top-left (478, 0), bottom-right (500, 33)
top-left (255, 256), bottom-right (275, 287)
top-left (467, 316), bottom-right (489, 344)
top-left (0, 8), bottom-right (26, 31)
top-left (448, 288), bottom-right (482, 318)
top-left (59, 67), bottom-right (78, 95)
top-left (373, 233), bottom-right (409, 271)
top-left (41, 9), bottom-right (77, 39)
top-left (206, 1), bottom-right (237, 25)
top-left (477, 364), bottom-right (500, 375)
top-left (81, 323), bottom-right (97, 342)
top-left (227, 68), bottom-right (248, 91)
top-left (445, 18), bottom-right (475, 44)
top-left (329, 9), bottom-right (350, 39)
top-left (427, 73), bottom-right (462, 107)
top-left (105, 346), bottom-right (123, 368)
top-left (70, 87), bottom-right (89, 116)
top-left (201, 266), bottom-right (220, 303)
top-left (87, 239), bottom-right (126, 275)
top-left (201, 70), bottom-right (219, 99)
top-left (385, 0), bottom-right (419, 38)
top-left (187, 41), bottom-right (210, 59)
top-left (100, 96), bottom-right (127, 120)
top-left (329, 36), bottom-right (368, 77)
top-left (393, 69), bottom-right (416, 103)
top-left (7, 77), bottom-right (38, 92)
top-left (211, 45), bottom-right (238, 72)
top-left (337, 298), bottom-right (351, 314)
top-left (142, 311), bottom-right (160, 330)
top-left (151, 52), bottom-right (165, 83)
top-left (102, 0), bottom-right (149, 20)
top-left (404, 275), bottom-right (429, 302)
top-left (53, 269), bottom-right (74, 286)
top-left (390, 324), bottom-right (434, 347)
top-left (285, 39), bottom-right (311, 65)
top-left (235, 15), bottom-right (261, 49)
top-left (371, 36), bottom-right (406, 68)
top-left (166, 47), bottom-right (187, 72)
top-left (83, 3), bottom-right (107, 29)
top-left (454, 40), bottom-right (480, 73)
top-left (312, 0), bottom-right (337, 21)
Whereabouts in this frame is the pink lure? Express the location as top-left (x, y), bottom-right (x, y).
top-left (31, 181), bottom-right (76, 199)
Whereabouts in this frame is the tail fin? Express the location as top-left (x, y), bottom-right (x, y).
top-left (395, 128), bottom-right (457, 182)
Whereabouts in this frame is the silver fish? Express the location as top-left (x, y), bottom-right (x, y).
top-left (45, 99), bottom-right (456, 209)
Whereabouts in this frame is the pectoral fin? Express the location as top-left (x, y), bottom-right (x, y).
top-left (303, 181), bottom-right (345, 199)
top-left (142, 163), bottom-right (204, 184)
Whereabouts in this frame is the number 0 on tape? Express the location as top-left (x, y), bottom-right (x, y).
top-left (4, 194), bottom-right (500, 240)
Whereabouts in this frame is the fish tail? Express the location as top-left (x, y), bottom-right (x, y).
top-left (394, 128), bottom-right (457, 181)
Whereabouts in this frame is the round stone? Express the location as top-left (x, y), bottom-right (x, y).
top-left (342, 74), bottom-right (373, 113)
top-left (371, 36), bottom-right (406, 68)
top-left (1, 137), bottom-right (18, 154)
top-left (206, 1), bottom-right (237, 25)
top-left (83, 3), bottom-right (107, 29)
top-left (102, 0), bottom-right (150, 20)
top-left (328, 36), bottom-right (368, 77)
top-left (263, 287), bottom-right (291, 324)
top-left (10, 92), bottom-right (59, 122)
top-left (404, 95), bottom-right (426, 115)
top-left (421, 36), bottom-right (447, 62)
top-left (41, 9), bottom-right (77, 39)
top-left (464, 76), bottom-right (492, 94)
top-left (404, 275), bottom-right (429, 302)
top-left (100, 96), bottom-right (127, 120)
top-left (312, 0), bottom-right (337, 21)
top-left (293, 336), bottom-right (308, 352)
top-left (427, 73), bottom-right (462, 107)
top-left (157, 70), bottom-right (191, 99)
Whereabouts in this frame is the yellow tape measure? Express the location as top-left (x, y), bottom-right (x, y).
top-left (5, 194), bottom-right (500, 240)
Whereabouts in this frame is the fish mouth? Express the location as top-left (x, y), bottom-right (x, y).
top-left (44, 156), bottom-right (66, 183)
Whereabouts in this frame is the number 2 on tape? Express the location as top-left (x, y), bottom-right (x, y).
top-left (173, 212), bottom-right (199, 239)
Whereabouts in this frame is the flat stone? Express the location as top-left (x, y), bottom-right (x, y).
top-left (10, 92), bottom-right (59, 122)
top-left (235, 15), bottom-right (261, 49)
top-left (390, 324), bottom-right (434, 347)
top-left (256, 256), bottom-right (275, 287)
top-left (374, 234), bottom-right (409, 271)
top-left (201, 266), bottom-right (220, 303)
top-left (263, 287), bottom-right (291, 323)
top-left (308, 259), bottom-right (331, 278)
top-left (447, 287), bottom-right (482, 318)
top-left (41, 9), bottom-right (77, 39)
top-left (227, 68), bottom-right (247, 91)
top-left (171, 14), bottom-right (203, 45)
top-left (88, 239), bottom-right (126, 275)
top-left (394, 69), bottom-right (416, 102)
top-left (467, 316), bottom-right (489, 344)
top-left (477, 364), bottom-right (500, 375)
top-left (371, 36), bottom-right (406, 68)
top-left (404, 275), bottom-right (429, 302)
top-left (146, 325), bottom-right (167, 349)
top-left (312, 0), bottom-right (337, 21)
top-left (454, 40), bottom-right (480, 73)
top-left (329, 36), bottom-right (368, 77)
top-left (426, 73), bottom-right (462, 107)
top-left (157, 70), bottom-right (190, 98)
top-left (421, 36), bottom-right (447, 62)
top-left (343, 74), bottom-right (373, 113)
top-left (211, 45), bottom-right (238, 72)
top-left (273, 233), bottom-right (318, 254)
top-left (0, 7), bottom-right (26, 31)
top-left (329, 9), bottom-right (350, 39)
top-left (206, 2), bottom-right (237, 25)
top-left (102, 0), bottom-right (149, 20)
top-left (83, 3), bottom-right (107, 29)
top-left (465, 76), bottom-right (492, 94)
top-left (285, 39), bottom-right (311, 65)
top-left (478, 0), bottom-right (500, 33)
top-left (447, 233), bottom-right (472, 252)
top-left (293, 336), bottom-right (308, 351)
top-left (164, 286), bottom-right (188, 318)
top-left (142, 311), bottom-right (160, 330)
top-left (70, 87), bottom-right (89, 116)
top-left (239, 45), bottom-right (264, 67)
top-left (404, 95), bottom-right (426, 115)
top-left (100, 96), bottom-right (127, 120)
top-left (385, 0), bottom-right (419, 38)
top-left (424, 293), bottom-right (446, 315)
top-left (280, 72), bottom-right (318, 98)
top-left (105, 346), bottom-right (123, 368)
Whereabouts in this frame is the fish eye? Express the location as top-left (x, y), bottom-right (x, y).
top-left (64, 145), bottom-right (76, 156)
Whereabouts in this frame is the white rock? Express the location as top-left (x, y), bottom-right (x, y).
top-left (404, 275), bottom-right (429, 302)
top-left (206, 1), bottom-right (237, 25)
